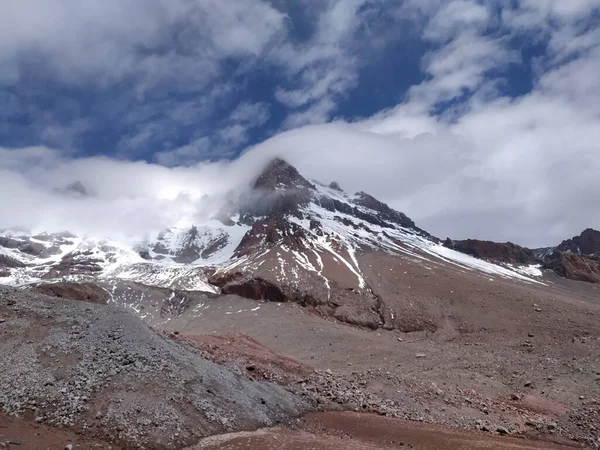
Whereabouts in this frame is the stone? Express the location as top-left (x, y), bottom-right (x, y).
top-left (496, 426), bottom-right (509, 435)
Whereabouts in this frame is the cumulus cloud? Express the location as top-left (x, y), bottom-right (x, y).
top-left (0, 0), bottom-right (285, 88)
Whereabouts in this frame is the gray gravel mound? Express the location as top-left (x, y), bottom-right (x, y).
top-left (0, 286), bottom-right (309, 449)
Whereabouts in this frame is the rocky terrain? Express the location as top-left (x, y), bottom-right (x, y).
top-left (0, 286), bottom-right (308, 449)
top-left (0, 158), bottom-right (599, 449)
top-left (444, 239), bottom-right (539, 265)
top-left (446, 229), bottom-right (600, 285)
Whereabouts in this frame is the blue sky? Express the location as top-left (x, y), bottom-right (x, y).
top-left (0, 0), bottom-right (550, 161)
top-left (1, 0), bottom-right (600, 246)
top-left (0, 1), bottom-right (427, 162)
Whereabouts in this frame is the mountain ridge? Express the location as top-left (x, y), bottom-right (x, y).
top-left (1, 158), bottom-right (598, 334)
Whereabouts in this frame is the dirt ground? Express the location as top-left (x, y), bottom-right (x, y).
top-left (190, 411), bottom-right (581, 450)
top-left (0, 412), bottom-right (116, 450)
top-left (160, 251), bottom-right (600, 448)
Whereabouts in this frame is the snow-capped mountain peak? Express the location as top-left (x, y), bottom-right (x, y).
top-left (0, 158), bottom-right (548, 330)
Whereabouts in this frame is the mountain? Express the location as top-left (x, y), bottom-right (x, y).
top-left (2, 159), bottom-right (600, 449)
top-left (444, 239), bottom-right (539, 265)
top-left (540, 229), bottom-right (600, 283)
top-left (555, 228), bottom-right (600, 255)
top-left (0, 158), bottom-right (548, 331)
top-left (446, 228), bottom-right (600, 284)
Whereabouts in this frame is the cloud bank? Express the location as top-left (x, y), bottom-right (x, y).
top-left (1, 0), bottom-right (599, 247)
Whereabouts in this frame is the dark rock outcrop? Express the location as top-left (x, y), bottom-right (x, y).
top-left (64, 181), bottom-right (88, 197)
top-left (235, 217), bottom-right (307, 257)
top-left (556, 228), bottom-right (600, 256)
top-left (254, 158), bottom-right (315, 191)
top-left (209, 272), bottom-right (287, 303)
top-left (353, 192), bottom-right (416, 230)
top-left (539, 229), bottom-right (600, 284)
top-left (532, 247), bottom-right (555, 260)
top-left (445, 239), bottom-right (540, 265)
top-left (543, 252), bottom-right (600, 284)
top-left (18, 242), bottom-right (47, 256)
top-left (329, 181), bottom-right (343, 191)
top-left (0, 237), bottom-right (22, 249)
top-left (0, 255), bottom-right (25, 269)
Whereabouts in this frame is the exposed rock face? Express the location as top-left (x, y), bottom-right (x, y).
top-left (43, 251), bottom-right (103, 279)
top-left (353, 192), bottom-right (417, 230)
top-left (209, 273), bottom-right (287, 303)
top-left (444, 239), bottom-right (540, 265)
top-left (329, 181), bottom-right (343, 191)
top-left (0, 254), bottom-right (25, 269)
top-left (539, 229), bottom-right (600, 283)
top-left (0, 237), bottom-right (21, 249)
top-left (532, 247), bottom-right (555, 260)
top-left (238, 160), bottom-right (316, 222)
top-left (556, 228), bottom-right (600, 256)
top-left (234, 217), bottom-right (307, 257)
top-left (34, 282), bottom-right (110, 305)
top-left (253, 158), bottom-right (315, 191)
top-left (543, 252), bottom-right (600, 283)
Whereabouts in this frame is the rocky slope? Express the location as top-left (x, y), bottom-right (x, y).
top-left (444, 239), bottom-right (539, 265)
top-left (540, 229), bottom-right (600, 283)
top-left (0, 286), bottom-right (309, 449)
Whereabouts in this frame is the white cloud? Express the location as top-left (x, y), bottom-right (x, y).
top-left (0, 0), bottom-right (285, 89)
top-left (272, 0), bottom-right (378, 126)
top-left (423, 0), bottom-right (490, 41)
top-left (230, 102), bottom-right (271, 128)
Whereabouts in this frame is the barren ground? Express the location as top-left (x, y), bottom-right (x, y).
top-left (160, 251), bottom-right (600, 448)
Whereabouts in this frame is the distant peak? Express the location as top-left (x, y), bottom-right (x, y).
top-left (253, 158), bottom-right (314, 191)
top-left (581, 228), bottom-right (600, 236)
top-left (64, 181), bottom-right (88, 196)
top-left (556, 228), bottom-right (600, 256)
top-left (329, 181), bottom-right (343, 192)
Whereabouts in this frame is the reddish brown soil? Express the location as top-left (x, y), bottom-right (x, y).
top-left (0, 412), bottom-right (116, 450)
top-left (175, 333), bottom-right (313, 384)
top-left (190, 412), bottom-right (580, 450)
